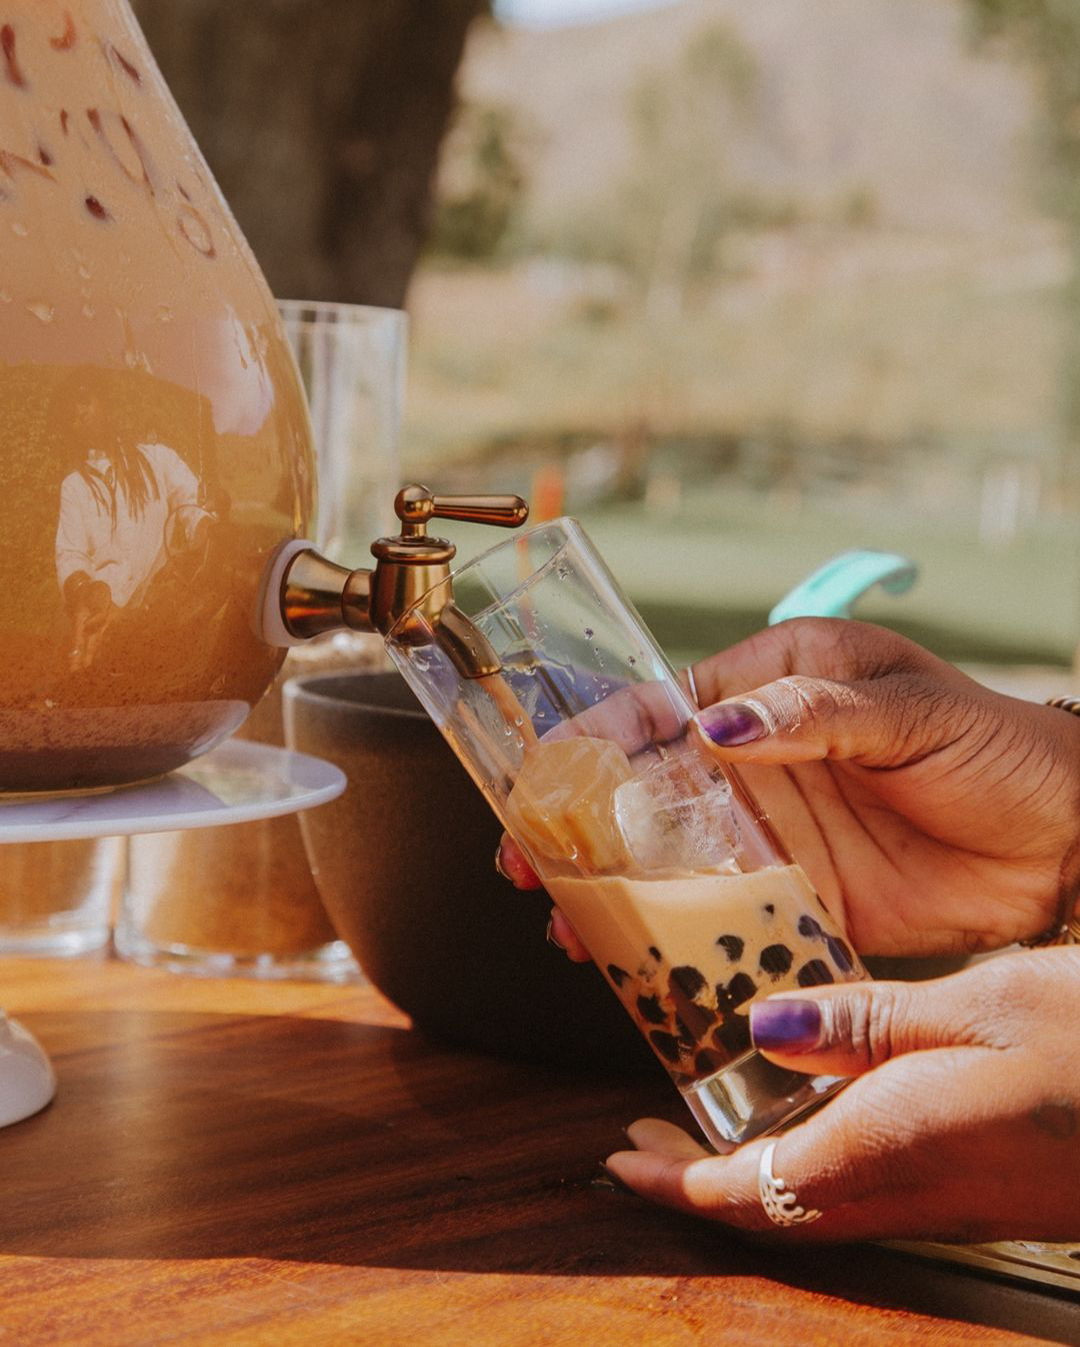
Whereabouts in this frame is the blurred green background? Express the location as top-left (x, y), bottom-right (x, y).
top-left (143, 0), bottom-right (1080, 676)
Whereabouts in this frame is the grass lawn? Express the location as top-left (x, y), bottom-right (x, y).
top-left (404, 243), bottom-right (1077, 670)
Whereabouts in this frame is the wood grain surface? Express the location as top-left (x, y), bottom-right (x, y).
top-left (0, 955), bottom-right (1076, 1346)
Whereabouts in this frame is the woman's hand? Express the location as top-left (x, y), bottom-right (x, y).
top-left (604, 949), bottom-right (1080, 1243)
top-left (499, 619), bottom-right (1080, 957)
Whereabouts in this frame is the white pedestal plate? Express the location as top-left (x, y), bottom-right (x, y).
top-left (0, 741), bottom-right (346, 1128)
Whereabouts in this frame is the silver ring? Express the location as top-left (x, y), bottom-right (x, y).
top-left (757, 1141), bottom-right (822, 1227)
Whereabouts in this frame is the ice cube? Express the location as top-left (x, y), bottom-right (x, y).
top-left (614, 753), bottom-right (740, 874)
top-left (505, 736), bottom-right (634, 871)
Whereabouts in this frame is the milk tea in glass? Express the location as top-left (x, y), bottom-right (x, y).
top-left (387, 520), bottom-right (868, 1146)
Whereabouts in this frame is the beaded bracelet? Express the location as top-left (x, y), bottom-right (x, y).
top-left (1020, 697), bottom-right (1080, 947)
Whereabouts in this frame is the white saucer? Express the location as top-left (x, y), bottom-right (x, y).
top-left (0, 740), bottom-right (346, 843)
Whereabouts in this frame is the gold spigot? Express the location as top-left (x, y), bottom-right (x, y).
top-left (277, 484), bottom-right (529, 677)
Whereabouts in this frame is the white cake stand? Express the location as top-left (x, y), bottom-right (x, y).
top-left (0, 740), bottom-right (347, 1128)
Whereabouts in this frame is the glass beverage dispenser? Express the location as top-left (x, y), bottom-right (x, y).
top-left (0, 0), bottom-right (314, 796)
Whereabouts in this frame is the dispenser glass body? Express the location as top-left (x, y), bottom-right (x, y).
top-left (386, 519), bottom-right (869, 1146)
top-left (0, 0), bottom-right (314, 794)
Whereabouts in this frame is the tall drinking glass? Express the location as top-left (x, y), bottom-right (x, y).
top-left (277, 300), bottom-right (406, 562)
top-left (386, 519), bottom-right (868, 1146)
top-left (117, 302), bottom-right (406, 978)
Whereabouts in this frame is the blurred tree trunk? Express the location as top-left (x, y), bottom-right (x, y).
top-left (133, 0), bottom-right (488, 307)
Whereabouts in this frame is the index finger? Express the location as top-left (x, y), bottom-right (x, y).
top-left (544, 674), bottom-right (691, 757)
top-left (687, 618), bottom-right (950, 711)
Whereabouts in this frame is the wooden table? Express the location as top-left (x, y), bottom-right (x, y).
top-left (1, 956), bottom-right (1076, 1346)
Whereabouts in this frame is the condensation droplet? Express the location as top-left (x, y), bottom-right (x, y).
top-left (81, 303), bottom-right (94, 318)
top-left (27, 301), bottom-right (54, 323)
top-left (583, 627), bottom-right (594, 638)
top-left (628, 655), bottom-right (637, 666)
top-left (10, 221), bottom-right (27, 237)
top-left (157, 305), bottom-right (173, 323)
top-left (77, 264), bottom-right (91, 280)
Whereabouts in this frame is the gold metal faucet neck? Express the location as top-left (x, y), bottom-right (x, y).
top-left (278, 483), bottom-right (529, 667)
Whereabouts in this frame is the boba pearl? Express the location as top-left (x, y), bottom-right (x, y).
top-left (797, 958), bottom-right (835, 987)
top-left (759, 944), bottom-right (794, 978)
top-left (715, 934), bottom-right (745, 962)
top-left (826, 935), bottom-right (855, 972)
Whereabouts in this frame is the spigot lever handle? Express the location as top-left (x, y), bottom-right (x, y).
top-left (431, 494), bottom-right (529, 527)
top-left (394, 484), bottom-right (528, 534)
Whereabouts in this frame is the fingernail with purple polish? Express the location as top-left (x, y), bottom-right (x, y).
top-left (750, 999), bottom-right (821, 1054)
top-left (697, 701), bottom-right (767, 746)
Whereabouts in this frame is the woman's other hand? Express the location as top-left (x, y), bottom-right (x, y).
top-left (604, 950), bottom-right (1080, 1243)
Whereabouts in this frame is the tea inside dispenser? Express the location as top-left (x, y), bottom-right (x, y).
top-left (0, 0), bottom-right (314, 795)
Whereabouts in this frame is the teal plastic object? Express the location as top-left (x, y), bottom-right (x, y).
top-left (768, 550), bottom-right (917, 625)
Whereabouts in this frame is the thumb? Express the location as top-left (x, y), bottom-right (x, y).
top-left (747, 977), bottom-right (979, 1078)
top-left (693, 671), bottom-right (980, 770)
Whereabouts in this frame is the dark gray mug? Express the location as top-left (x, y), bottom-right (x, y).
top-left (284, 670), bottom-right (658, 1073)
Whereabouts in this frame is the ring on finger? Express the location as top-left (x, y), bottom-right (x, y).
top-left (757, 1141), bottom-right (822, 1228)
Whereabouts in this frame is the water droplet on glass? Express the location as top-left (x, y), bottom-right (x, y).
top-left (27, 301), bottom-right (53, 323)
top-left (584, 627), bottom-right (593, 639)
top-left (81, 303), bottom-right (94, 318)
top-left (157, 305), bottom-right (173, 323)
top-left (628, 656), bottom-right (637, 666)
top-left (77, 264), bottom-right (91, 280)
top-left (10, 221), bottom-right (28, 237)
